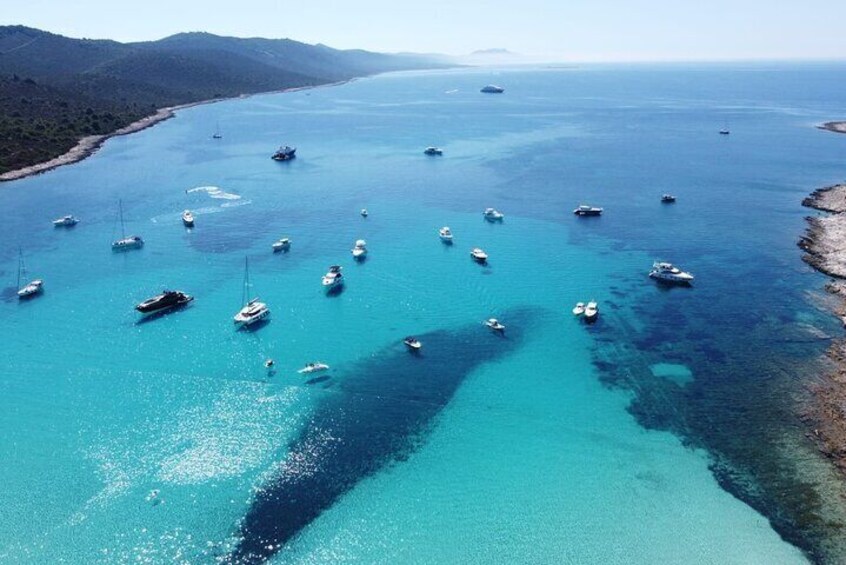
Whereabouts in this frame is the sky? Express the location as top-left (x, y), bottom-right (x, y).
top-left (3, 0), bottom-right (846, 62)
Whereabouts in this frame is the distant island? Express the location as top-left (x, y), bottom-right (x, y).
top-left (0, 26), bottom-right (451, 180)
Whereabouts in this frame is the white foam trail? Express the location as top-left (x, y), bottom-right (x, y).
top-left (186, 185), bottom-right (242, 201)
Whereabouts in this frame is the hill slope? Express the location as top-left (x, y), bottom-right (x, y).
top-left (0, 26), bottom-right (449, 175)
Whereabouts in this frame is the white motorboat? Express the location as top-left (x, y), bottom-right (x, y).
top-left (485, 318), bottom-right (506, 332)
top-left (649, 261), bottom-right (694, 284)
top-left (424, 146), bottom-right (443, 156)
top-left (15, 249), bottom-right (43, 299)
top-left (351, 239), bottom-right (367, 259)
top-left (584, 301), bottom-right (599, 321)
top-left (439, 226), bottom-right (454, 243)
top-left (272, 237), bottom-right (291, 252)
top-left (403, 336), bottom-right (422, 350)
top-left (111, 200), bottom-right (144, 251)
top-left (53, 215), bottom-right (79, 227)
top-left (233, 257), bottom-right (270, 326)
top-left (322, 265), bottom-right (344, 289)
top-left (572, 302), bottom-right (586, 316)
top-left (361, 208), bottom-right (369, 217)
top-left (483, 207), bottom-right (504, 221)
top-left (573, 205), bottom-right (603, 216)
top-left (470, 248), bottom-right (488, 262)
top-left (298, 362), bottom-right (330, 374)
top-left (661, 194), bottom-right (676, 203)
top-left (182, 210), bottom-right (195, 227)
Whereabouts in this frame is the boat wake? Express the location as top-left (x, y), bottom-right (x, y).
top-left (186, 185), bottom-right (242, 201)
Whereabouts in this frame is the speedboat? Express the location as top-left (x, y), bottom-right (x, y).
top-left (361, 208), bottom-right (369, 218)
top-left (480, 85), bottom-right (505, 93)
top-left (234, 298), bottom-right (271, 326)
top-left (135, 290), bottom-right (193, 314)
top-left (584, 301), bottom-right (599, 321)
top-left (470, 248), bottom-right (488, 263)
top-left (53, 215), bottom-right (79, 227)
top-left (572, 302), bottom-right (586, 316)
top-left (719, 129), bottom-right (730, 135)
top-left (485, 318), bottom-right (506, 332)
top-left (182, 210), bottom-right (195, 227)
top-left (483, 208), bottom-right (504, 221)
top-left (649, 261), bottom-right (694, 285)
top-left (112, 235), bottom-right (144, 251)
top-left (424, 146), bottom-right (443, 156)
top-left (439, 226), bottom-right (454, 243)
top-left (272, 238), bottom-right (291, 252)
top-left (322, 265), bottom-right (344, 289)
top-left (403, 336), bottom-right (422, 350)
top-left (573, 205), bottom-right (603, 216)
top-left (17, 279), bottom-right (43, 299)
top-left (272, 145), bottom-right (297, 161)
top-left (661, 194), bottom-right (676, 203)
top-left (351, 239), bottom-right (367, 259)
top-left (298, 362), bottom-right (330, 374)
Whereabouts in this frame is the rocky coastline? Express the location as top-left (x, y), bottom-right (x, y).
top-left (799, 183), bottom-right (846, 472)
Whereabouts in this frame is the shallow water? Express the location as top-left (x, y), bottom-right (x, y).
top-left (2, 63), bottom-right (846, 563)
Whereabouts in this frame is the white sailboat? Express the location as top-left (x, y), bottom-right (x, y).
top-left (16, 248), bottom-right (43, 299)
top-left (111, 200), bottom-right (144, 251)
top-left (233, 257), bottom-right (270, 326)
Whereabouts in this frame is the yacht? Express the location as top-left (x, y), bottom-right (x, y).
top-left (649, 261), bottom-right (694, 284)
top-left (424, 147), bottom-right (443, 156)
top-left (351, 239), bottom-right (367, 259)
top-left (233, 257), bottom-right (270, 326)
top-left (53, 215), bottom-right (79, 227)
top-left (661, 194), bottom-right (676, 203)
top-left (439, 226), bottom-right (454, 243)
top-left (111, 200), bottom-right (144, 251)
top-left (271, 145), bottom-right (297, 161)
top-left (298, 362), bottom-right (330, 374)
top-left (15, 249), bottom-right (43, 299)
top-left (182, 210), bottom-right (195, 227)
top-left (572, 302), bottom-right (586, 316)
top-left (485, 318), bottom-right (506, 332)
top-left (361, 208), bottom-right (369, 218)
top-left (322, 265), bottom-right (344, 290)
top-left (481, 85), bottom-right (505, 93)
top-left (470, 248), bottom-right (488, 263)
top-left (403, 336), bottom-right (422, 350)
top-left (573, 205), bottom-right (603, 216)
top-left (272, 238), bottom-right (291, 252)
top-left (483, 208), bottom-right (504, 221)
top-left (135, 290), bottom-right (193, 314)
top-left (584, 301), bottom-right (599, 321)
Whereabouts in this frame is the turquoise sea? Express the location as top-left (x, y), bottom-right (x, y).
top-left (2, 63), bottom-right (846, 563)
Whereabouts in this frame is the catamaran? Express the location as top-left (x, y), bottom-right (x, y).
top-left (111, 200), bottom-right (144, 251)
top-left (233, 257), bottom-right (270, 326)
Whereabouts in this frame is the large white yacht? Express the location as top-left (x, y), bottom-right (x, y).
top-left (573, 205), bottom-right (603, 216)
top-left (53, 215), bottom-right (79, 227)
top-left (649, 262), bottom-right (694, 284)
top-left (322, 265), bottom-right (344, 289)
top-left (483, 208), bottom-right (504, 221)
top-left (351, 239), bottom-right (367, 259)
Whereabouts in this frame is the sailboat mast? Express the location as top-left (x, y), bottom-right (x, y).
top-left (17, 248), bottom-right (23, 289)
top-left (119, 199), bottom-right (126, 239)
top-left (242, 257), bottom-right (249, 306)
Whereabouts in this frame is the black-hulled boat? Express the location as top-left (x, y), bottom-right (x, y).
top-left (136, 290), bottom-right (193, 314)
top-left (272, 145), bottom-right (297, 161)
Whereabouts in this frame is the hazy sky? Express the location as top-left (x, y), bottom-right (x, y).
top-left (4, 0), bottom-right (846, 61)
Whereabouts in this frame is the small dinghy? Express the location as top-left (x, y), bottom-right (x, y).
top-left (403, 336), bottom-right (422, 351)
top-left (485, 318), bottom-right (506, 332)
top-left (298, 362), bottom-right (330, 374)
top-left (361, 208), bottom-right (369, 218)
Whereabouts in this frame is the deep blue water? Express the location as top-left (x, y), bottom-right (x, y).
top-left (2, 63), bottom-right (846, 563)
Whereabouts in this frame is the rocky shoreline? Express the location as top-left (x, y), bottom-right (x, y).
top-left (818, 121), bottom-right (846, 134)
top-left (799, 183), bottom-right (846, 472)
